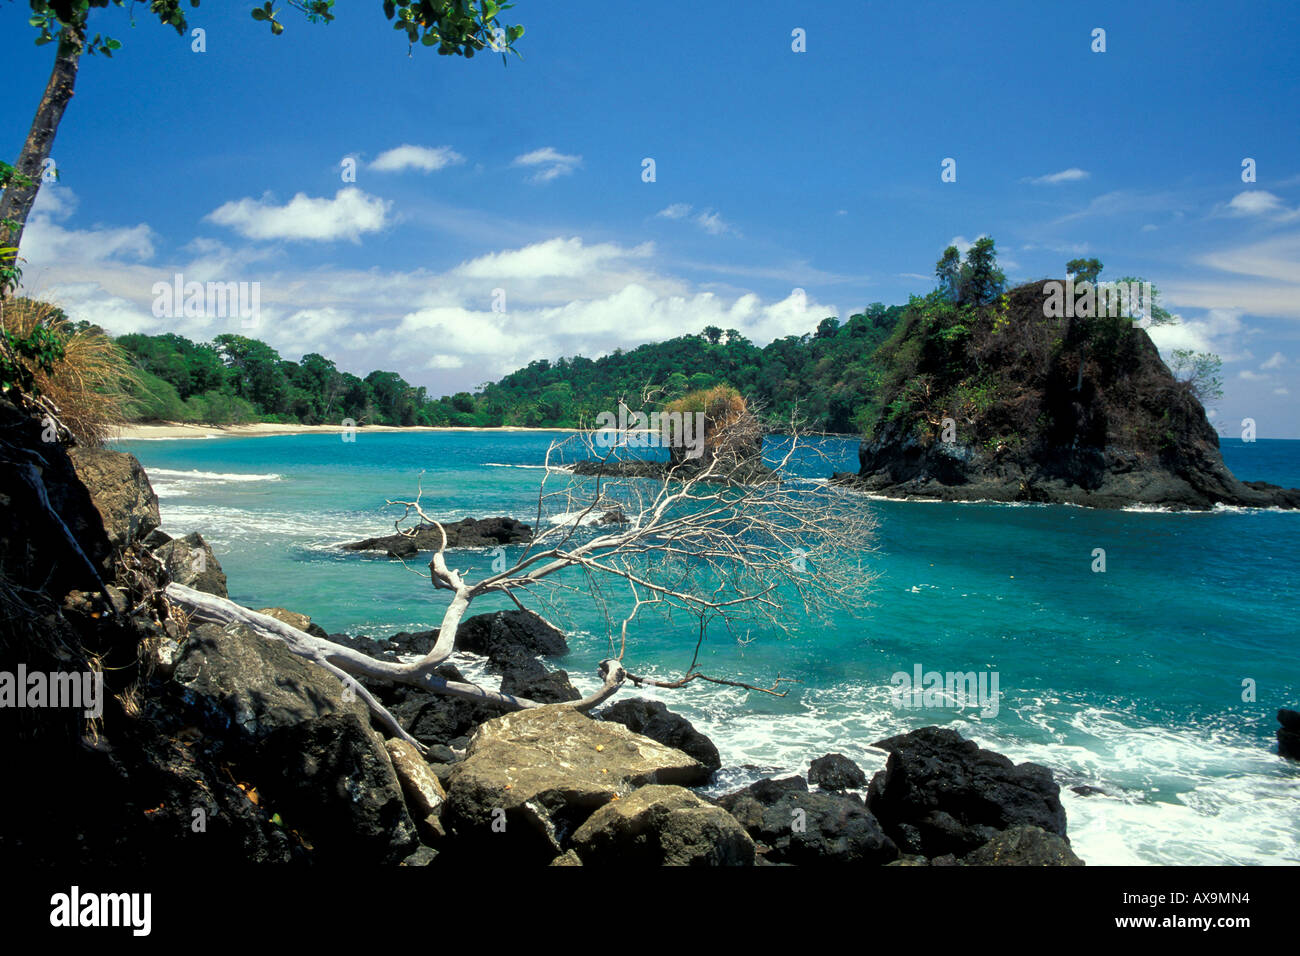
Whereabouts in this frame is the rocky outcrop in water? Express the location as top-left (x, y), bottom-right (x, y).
top-left (340, 516), bottom-right (532, 557)
top-left (866, 726), bottom-right (1068, 858)
top-left (834, 281), bottom-right (1300, 511)
top-left (1278, 709), bottom-right (1300, 760)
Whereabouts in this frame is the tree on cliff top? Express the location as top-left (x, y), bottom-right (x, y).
top-left (167, 407), bottom-right (874, 751)
top-left (0, 0), bottom-right (524, 293)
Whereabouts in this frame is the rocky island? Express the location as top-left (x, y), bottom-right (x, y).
top-left (833, 280), bottom-right (1300, 510)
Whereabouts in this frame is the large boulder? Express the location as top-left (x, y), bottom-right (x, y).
top-left (572, 785), bottom-right (755, 866)
top-left (962, 825), bottom-right (1084, 866)
top-left (867, 726), bottom-right (1067, 857)
top-left (149, 530), bottom-right (228, 597)
top-left (259, 712), bottom-right (420, 865)
top-left (67, 447), bottom-right (159, 549)
top-left (443, 707), bottom-right (709, 863)
top-left (809, 753), bottom-right (867, 791)
top-left (717, 776), bottom-right (898, 865)
top-left (170, 622), bottom-right (370, 746)
top-left (599, 698), bottom-right (721, 774)
top-left (455, 609), bottom-right (568, 659)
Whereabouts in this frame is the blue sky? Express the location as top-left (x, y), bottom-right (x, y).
top-left (4, 0), bottom-right (1299, 434)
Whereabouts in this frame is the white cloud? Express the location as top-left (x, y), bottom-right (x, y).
top-left (206, 188), bottom-right (390, 242)
top-left (512, 147), bottom-right (582, 183)
top-left (1238, 369), bottom-right (1265, 380)
top-left (656, 203), bottom-right (692, 221)
top-left (370, 145), bottom-right (464, 173)
top-left (657, 203), bottom-right (738, 236)
top-left (1275, 387), bottom-right (1290, 395)
top-left (1147, 309), bottom-right (1248, 361)
top-left (21, 214), bottom-right (154, 267)
top-left (1261, 351), bottom-right (1286, 369)
top-left (1220, 190), bottom-right (1300, 221)
top-left (453, 237), bottom-right (652, 281)
top-left (1025, 168), bottom-right (1090, 185)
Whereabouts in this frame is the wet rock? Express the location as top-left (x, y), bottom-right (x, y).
top-left (809, 753), bottom-right (867, 791)
top-left (340, 516), bottom-right (532, 556)
top-left (867, 726), bottom-right (1067, 858)
top-left (1278, 709), bottom-right (1300, 760)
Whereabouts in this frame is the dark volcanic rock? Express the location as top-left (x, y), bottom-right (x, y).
top-left (963, 825), bottom-right (1085, 866)
top-left (571, 784), bottom-right (755, 866)
top-left (259, 712), bottom-right (419, 864)
top-left (867, 726), bottom-right (1067, 858)
top-left (455, 609), bottom-right (568, 659)
top-left (340, 516), bottom-right (531, 556)
top-left (370, 664), bottom-right (513, 749)
top-left (599, 698), bottom-right (721, 774)
top-left (836, 280), bottom-right (1300, 511)
top-left (170, 622), bottom-right (371, 747)
top-left (1278, 709), bottom-right (1300, 760)
top-left (717, 775), bottom-right (897, 865)
top-left (809, 753), bottom-right (868, 791)
top-left (498, 665), bottom-right (581, 704)
top-left (151, 530), bottom-right (228, 597)
top-left (68, 446), bottom-right (161, 549)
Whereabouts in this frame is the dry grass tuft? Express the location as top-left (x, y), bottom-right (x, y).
top-left (1, 296), bottom-right (138, 445)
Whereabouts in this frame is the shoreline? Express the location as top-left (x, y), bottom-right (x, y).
top-left (110, 421), bottom-right (584, 441)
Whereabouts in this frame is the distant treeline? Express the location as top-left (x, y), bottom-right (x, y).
top-left (117, 306), bottom-right (906, 432)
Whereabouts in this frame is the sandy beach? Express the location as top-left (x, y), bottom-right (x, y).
top-left (110, 421), bottom-right (581, 441)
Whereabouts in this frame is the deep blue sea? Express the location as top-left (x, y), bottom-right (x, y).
top-left (111, 430), bottom-right (1300, 865)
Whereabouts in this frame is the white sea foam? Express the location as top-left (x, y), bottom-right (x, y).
top-left (150, 468), bottom-right (283, 482)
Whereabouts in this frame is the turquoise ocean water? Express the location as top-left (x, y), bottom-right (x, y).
top-left (112, 430), bottom-right (1300, 865)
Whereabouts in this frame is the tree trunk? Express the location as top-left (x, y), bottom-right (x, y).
top-left (0, 24), bottom-right (85, 272)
